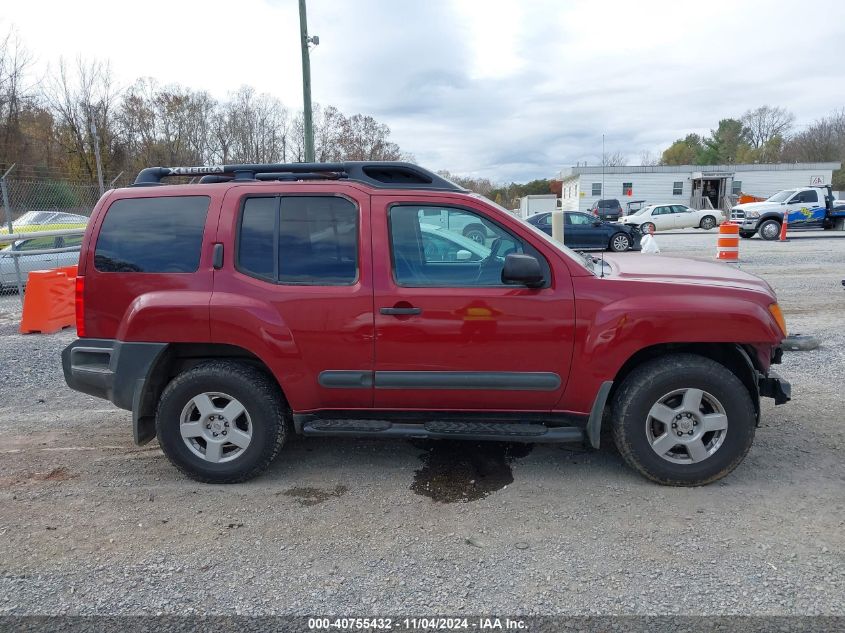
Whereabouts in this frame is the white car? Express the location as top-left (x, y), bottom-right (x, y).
top-left (619, 204), bottom-right (724, 233)
top-left (0, 235), bottom-right (82, 291)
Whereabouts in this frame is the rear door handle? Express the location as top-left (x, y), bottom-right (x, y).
top-left (380, 306), bottom-right (422, 316)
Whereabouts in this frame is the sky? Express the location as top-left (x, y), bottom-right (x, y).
top-left (3, 0), bottom-right (845, 182)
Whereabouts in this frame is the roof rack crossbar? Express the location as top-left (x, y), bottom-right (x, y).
top-left (133, 161), bottom-right (466, 192)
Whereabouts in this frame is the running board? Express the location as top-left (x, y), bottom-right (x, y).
top-left (299, 418), bottom-right (585, 444)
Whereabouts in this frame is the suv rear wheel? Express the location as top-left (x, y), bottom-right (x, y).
top-left (156, 361), bottom-right (287, 483)
top-left (611, 354), bottom-right (755, 486)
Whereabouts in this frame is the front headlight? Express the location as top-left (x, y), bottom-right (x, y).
top-left (745, 210), bottom-right (760, 219)
top-left (769, 303), bottom-right (787, 336)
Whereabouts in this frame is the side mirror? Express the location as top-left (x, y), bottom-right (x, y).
top-left (593, 220), bottom-right (602, 227)
top-left (501, 253), bottom-right (544, 288)
top-left (455, 249), bottom-right (472, 261)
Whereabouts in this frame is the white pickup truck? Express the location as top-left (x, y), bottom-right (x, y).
top-left (730, 186), bottom-right (841, 240)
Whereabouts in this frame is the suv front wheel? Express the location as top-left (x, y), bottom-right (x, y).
top-left (156, 361), bottom-right (288, 483)
top-left (611, 354), bottom-right (755, 486)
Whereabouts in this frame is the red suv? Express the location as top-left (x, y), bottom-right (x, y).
top-left (62, 162), bottom-right (790, 486)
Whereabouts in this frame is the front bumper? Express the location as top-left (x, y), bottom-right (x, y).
top-left (759, 369), bottom-right (791, 405)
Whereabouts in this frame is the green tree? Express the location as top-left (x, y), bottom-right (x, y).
top-left (660, 134), bottom-right (704, 165)
top-left (699, 119), bottom-right (749, 164)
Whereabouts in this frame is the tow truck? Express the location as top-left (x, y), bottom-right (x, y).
top-left (730, 184), bottom-right (845, 240)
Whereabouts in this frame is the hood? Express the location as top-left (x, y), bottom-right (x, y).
top-left (732, 201), bottom-right (782, 213)
top-left (601, 253), bottom-right (774, 296)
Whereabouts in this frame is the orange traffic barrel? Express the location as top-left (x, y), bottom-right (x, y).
top-left (716, 222), bottom-right (739, 261)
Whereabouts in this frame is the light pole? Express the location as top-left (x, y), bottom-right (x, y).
top-left (298, 0), bottom-right (319, 163)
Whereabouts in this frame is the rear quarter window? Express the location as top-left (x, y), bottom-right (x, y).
top-left (94, 196), bottom-right (210, 273)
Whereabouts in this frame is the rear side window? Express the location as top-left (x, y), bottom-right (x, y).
top-left (238, 196), bottom-right (358, 285)
top-left (94, 196), bottom-right (209, 273)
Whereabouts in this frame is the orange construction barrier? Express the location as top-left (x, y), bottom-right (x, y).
top-left (738, 193), bottom-right (766, 204)
top-left (19, 265), bottom-right (78, 334)
top-left (779, 214), bottom-right (789, 241)
top-left (716, 222), bottom-right (739, 261)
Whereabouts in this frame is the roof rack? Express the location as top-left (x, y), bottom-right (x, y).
top-left (132, 161), bottom-right (466, 192)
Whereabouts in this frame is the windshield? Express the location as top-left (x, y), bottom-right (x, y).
top-left (767, 189), bottom-right (796, 203)
top-left (470, 194), bottom-right (596, 275)
top-left (12, 211), bottom-right (54, 226)
top-left (633, 206), bottom-right (652, 216)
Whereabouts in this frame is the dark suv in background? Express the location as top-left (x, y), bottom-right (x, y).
top-left (589, 199), bottom-right (623, 221)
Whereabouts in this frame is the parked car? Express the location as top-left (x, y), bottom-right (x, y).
top-left (0, 234), bottom-right (82, 290)
top-left (588, 199), bottom-right (623, 221)
top-left (63, 161), bottom-right (790, 487)
top-left (526, 211), bottom-right (640, 252)
top-left (0, 211), bottom-right (88, 235)
top-left (619, 203), bottom-right (724, 233)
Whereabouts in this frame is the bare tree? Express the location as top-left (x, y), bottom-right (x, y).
top-left (45, 58), bottom-right (120, 181)
top-left (638, 149), bottom-right (659, 166)
top-left (0, 27), bottom-right (39, 172)
top-left (741, 105), bottom-right (795, 149)
top-left (602, 150), bottom-right (627, 166)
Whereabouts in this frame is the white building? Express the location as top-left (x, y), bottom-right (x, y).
top-left (558, 162), bottom-right (842, 213)
top-left (518, 194), bottom-right (558, 218)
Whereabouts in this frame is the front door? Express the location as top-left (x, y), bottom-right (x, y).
top-left (371, 195), bottom-right (575, 411)
top-left (785, 189), bottom-right (825, 227)
top-left (565, 212), bottom-right (604, 248)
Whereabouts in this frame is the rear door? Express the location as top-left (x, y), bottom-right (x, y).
top-left (211, 185), bottom-right (375, 412)
top-left (371, 195), bottom-right (575, 411)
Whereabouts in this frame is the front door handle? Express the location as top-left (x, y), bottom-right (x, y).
top-left (380, 306), bottom-right (422, 316)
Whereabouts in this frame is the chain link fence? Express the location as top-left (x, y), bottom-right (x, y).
top-left (1, 169), bottom-right (102, 300)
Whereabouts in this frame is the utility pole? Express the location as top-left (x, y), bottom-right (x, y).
top-left (90, 119), bottom-right (105, 196)
top-left (299, 0), bottom-right (318, 163)
top-left (601, 133), bottom-right (605, 200)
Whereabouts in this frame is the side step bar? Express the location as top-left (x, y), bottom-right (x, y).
top-left (299, 418), bottom-right (585, 444)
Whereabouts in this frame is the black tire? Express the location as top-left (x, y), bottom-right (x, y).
top-left (699, 216), bottom-right (717, 230)
top-left (462, 224), bottom-right (487, 244)
top-left (610, 353), bottom-right (756, 486)
top-left (758, 219), bottom-right (781, 241)
top-left (739, 231), bottom-right (756, 239)
top-left (156, 361), bottom-right (288, 483)
top-left (609, 232), bottom-right (631, 252)
top-left (640, 222), bottom-right (656, 235)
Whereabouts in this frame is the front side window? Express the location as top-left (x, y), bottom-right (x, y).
top-left (16, 236), bottom-right (57, 251)
top-left (95, 196), bottom-right (210, 273)
top-left (567, 213), bottom-right (593, 226)
top-left (389, 205), bottom-right (542, 287)
top-left (792, 190), bottom-right (818, 204)
top-left (672, 181), bottom-right (683, 196)
top-left (238, 195), bottom-right (358, 285)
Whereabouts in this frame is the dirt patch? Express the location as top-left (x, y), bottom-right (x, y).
top-left (411, 440), bottom-right (533, 503)
top-left (0, 466), bottom-right (76, 487)
top-left (282, 484), bottom-right (348, 506)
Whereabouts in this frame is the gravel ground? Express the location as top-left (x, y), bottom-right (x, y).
top-left (0, 230), bottom-right (843, 617)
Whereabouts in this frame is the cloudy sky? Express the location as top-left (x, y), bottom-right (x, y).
top-left (4, 0), bottom-right (845, 182)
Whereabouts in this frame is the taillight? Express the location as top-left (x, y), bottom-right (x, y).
top-left (75, 275), bottom-right (85, 337)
